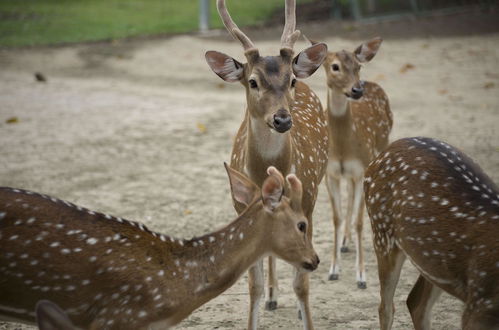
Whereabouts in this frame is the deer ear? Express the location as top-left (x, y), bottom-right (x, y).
top-left (262, 167), bottom-right (284, 212)
top-left (354, 37), bottom-right (382, 63)
top-left (286, 174), bottom-right (303, 211)
top-left (224, 163), bottom-right (259, 207)
top-left (302, 34), bottom-right (320, 46)
top-left (292, 43), bottom-right (328, 79)
top-left (205, 51), bottom-right (244, 82)
top-left (36, 300), bottom-right (76, 330)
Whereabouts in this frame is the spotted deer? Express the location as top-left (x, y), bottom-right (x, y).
top-left (364, 137), bottom-right (499, 330)
top-left (0, 165), bottom-right (319, 329)
top-left (307, 36), bottom-right (392, 288)
top-left (205, 1), bottom-right (328, 329)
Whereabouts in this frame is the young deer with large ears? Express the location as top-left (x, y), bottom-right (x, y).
top-left (365, 137), bottom-right (499, 330)
top-left (0, 165), bottom-right (319, 329)
top-left (307, 36), bottom-right (392, 288)
top-left (205, 1), bottom-right (328, 329)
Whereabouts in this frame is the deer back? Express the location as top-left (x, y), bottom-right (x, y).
top-left (0, 187), bottom-right (194, 329)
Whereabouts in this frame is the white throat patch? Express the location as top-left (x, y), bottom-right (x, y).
top-left (250, 116), bottom-right (289, 160)
top-left (328, 88), bottom-right (348, 116)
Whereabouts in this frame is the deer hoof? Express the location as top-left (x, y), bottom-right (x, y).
top-left (340, 246), bottom-right (349, 253)
top-left (297, 309), bottom-right (302, 320)
top-left (328, 273), bottom-right (339, 281)
top-left (265, 300), bottom-right (277, 311)
top-left (357, 281), bottom-right (367, 289)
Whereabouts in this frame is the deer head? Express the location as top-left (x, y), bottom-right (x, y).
top-left (225, 164), bottom-right (319, 271)
top-left (206, 0), bottom-right (327, 133)
top-left (308, 36), bottom-right (382, 100)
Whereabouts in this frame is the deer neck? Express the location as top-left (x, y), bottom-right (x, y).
top-left (327, 85), bottom-right (350, 117)
top-left (245, 111), bottom-right (292, 185)
top-left (327, 86), bottom-right (354, 154)
top-left (159, 204), bottom-right (269, 326)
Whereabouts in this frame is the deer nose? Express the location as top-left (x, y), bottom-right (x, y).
top-left (273, 109), bottom-right (292, 133)
top-left (302, 254), bottom-right (320, 272)
top-left (351, 86), bottom-right (363, 100)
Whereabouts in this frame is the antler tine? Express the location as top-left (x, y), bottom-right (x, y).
top-left (217, 0), bottom-right (256, 51)
top-left (281, 0), bottom-right (300, 50)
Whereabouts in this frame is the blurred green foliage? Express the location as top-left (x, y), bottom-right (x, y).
top-left (0, 0), bottom-right (312, 47)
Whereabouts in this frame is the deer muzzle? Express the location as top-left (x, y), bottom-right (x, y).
top-left (301, 254), bottom-right (320, 272)
top-left (272, 108), bottom-right (292, 133)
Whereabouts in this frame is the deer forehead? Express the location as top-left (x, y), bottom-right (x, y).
top-left (249, 57), bottom-right (293, 90)
top-left (328, 51), bottom-right (359, 72)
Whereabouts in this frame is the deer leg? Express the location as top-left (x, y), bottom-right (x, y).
top-left (406, 275), bottom-right (442, 330)
top-left (342, 178), bottom-right (355, 252)
top-left (247, 259), bottom-right (264, 330)
top-left (293, 269), bottom-right (314, 330)
top-left (351, 178), bottom-right (366, 288)
top-left (326, 175), bottom-right (343, 281)
top-left (377, 245), bottom-right (405, 330)
top-left (265, 256), bottom-right (278, 311)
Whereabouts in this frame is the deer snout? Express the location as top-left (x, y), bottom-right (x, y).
top-left (302, 254), bottom-right (320, 272)
top-left (273, 109), bottom-right (292, 133)
top-left (350, 86), bottom-right (364, 100)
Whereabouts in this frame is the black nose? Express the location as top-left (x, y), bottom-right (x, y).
top-left (273, 109), bottom-right (292, 133)
top-left (302, 255), bottom-right (320, 272)
top-left (351, 86), bottom-right (363, 100)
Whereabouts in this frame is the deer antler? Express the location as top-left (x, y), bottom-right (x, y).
top-left (217, 0), bottom-right (256, 51)
top-left (280, 0), bottom-right (301, 50)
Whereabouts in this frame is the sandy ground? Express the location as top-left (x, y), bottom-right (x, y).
top-left (1, 12), bottom-right (499, 330)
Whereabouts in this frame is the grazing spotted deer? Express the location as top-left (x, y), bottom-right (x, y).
top-left (307, 36), bottom-right (392, 288)
top-left (0, 165), bottom-right (319, 329)
top-left (364, 137), bottom-right (499, 330)
top-left (205, 1), bottom-right (328, 328)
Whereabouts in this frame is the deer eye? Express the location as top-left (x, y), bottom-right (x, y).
top-left (332, 64), bottom-right (340, 71)
top-left (297, 221), bottom-right (307, 233)
top-left (291, 78), bottom-right (297, 88)
top-left (249, 79), bottom-right (258, 89)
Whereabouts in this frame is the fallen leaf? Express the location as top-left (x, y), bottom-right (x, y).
top-left (483, 82), bottom-right (495, 89)
top-left (344, 25), bottom-right (357, 32)
top-left (373, 73), bottom-right (386, 81)
top-left (183, 209), bottom-right (192, 215)
top-left (216, 83), bottom-right (225, 89)
top-left (6, 117), bottom-right (18, 124)
top-left (400, 63), bottom-right (415, 74)
top-left (437, 89), bottom-right (448, 95)
top-left (196, 122), bottom-right (207, 134)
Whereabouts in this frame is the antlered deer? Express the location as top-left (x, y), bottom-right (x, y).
top-left (0, 165), bottom-right (318, 329)
top-left (365, 137), bottom-right (499, 329)
top-left (205, 1), bottom-right (329, 329)
top-left (307, 36), bottom-right (392, 288)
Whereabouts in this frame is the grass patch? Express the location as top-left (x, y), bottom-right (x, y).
top-left (0, 0), bottom-right (312, 47)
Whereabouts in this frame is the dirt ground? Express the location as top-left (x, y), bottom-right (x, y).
top-left (1, 10), bottom-right (498, 330)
